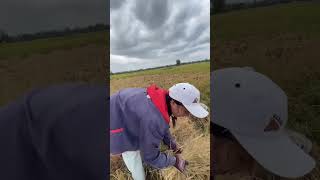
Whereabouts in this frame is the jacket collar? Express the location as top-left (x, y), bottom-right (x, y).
top-left (146, 84), bottom-right (170, 124)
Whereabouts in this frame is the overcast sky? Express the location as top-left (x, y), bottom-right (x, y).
top-left (110, 0), bottom-right (210, 73)
top-left (0, 0), bottom-right (108, 35)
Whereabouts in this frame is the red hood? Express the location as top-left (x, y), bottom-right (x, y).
top-left (146, 84), bottom-right (170, 124)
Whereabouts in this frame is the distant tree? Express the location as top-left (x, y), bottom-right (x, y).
top-left (176, 59), bottom-right (181, 66)
top-left (0, 30), bottom-right (5, 42)
top-left (212, 0), bottom-right (225, 14)
top-left (4, 23), bottom-right (109, 43)
top-left (63, 27), bottom-right (71, 36)
top-left (0, 29), bottom-right (9, 43)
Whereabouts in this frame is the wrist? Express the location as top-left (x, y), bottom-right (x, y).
top-left (171, 156), bottom-right (177, 166)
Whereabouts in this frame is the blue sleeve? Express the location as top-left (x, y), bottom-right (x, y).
top-left (0, 84), bottom-right (108, 180)
top-left (163, 129), bottom-right (177, 150)
top-left (0, 95), bottom-right (33, 179)
top-left (139, 121), bottom-right (176, 169)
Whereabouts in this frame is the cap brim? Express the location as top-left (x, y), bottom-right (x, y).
top-left (232, 131), bottom-right (315, 178)
top-left (184, 103), bottom-right (209, 118)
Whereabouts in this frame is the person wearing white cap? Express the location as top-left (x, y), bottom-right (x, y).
top-left (211, 67), bottom-right (316, 178)
top-left (110, 83), bottom-right (208, 180)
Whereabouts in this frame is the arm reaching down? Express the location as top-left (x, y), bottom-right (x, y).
top-left (139, 121), bottom-right (176, 169)
top-left (163, 129), bottom-right (182, 154)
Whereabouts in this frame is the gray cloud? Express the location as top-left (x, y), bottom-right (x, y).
top-left (110, 0), bottom-right (126, 10)
top-left (0, 0), bottom-right (108, 35)
top-left (111, 0), bottom-right (210, 73)
top-left (134, 0), bottom-right (169, 30)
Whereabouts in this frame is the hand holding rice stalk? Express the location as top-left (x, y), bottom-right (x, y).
top-left (161, 128), bottom-right (210, 180)
top-left (174, 154), bottom-right (189, 175)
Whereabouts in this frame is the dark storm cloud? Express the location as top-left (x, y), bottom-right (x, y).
top-left (134, 0), bottom-right (169, 30)
top-left (110, 0), bottom-right (210, 73)
top-left (0, 0), bottom-right (108, 35)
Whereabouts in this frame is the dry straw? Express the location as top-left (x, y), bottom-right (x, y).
top-left (110, 117), bottom-right (211, 180)
top-left (216, 144), bottom-right (320, 180)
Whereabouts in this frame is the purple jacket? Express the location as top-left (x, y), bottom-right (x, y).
top-left (0, 84), bottom-right (107, 180)
top-left (110, 88), bottom-right (177, 169)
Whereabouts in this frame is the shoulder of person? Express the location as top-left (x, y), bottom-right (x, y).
top-left (141, 111), bottom-right (169, 136)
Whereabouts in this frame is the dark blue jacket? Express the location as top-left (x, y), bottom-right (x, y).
top-left (110, 88), bottom-right (176, 169)
top-left (0, 84), bottom-right (108, 180)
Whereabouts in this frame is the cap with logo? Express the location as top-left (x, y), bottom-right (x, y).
top-left (211, 67), bottom-right (315, 178)
top-left (169, 83), bottom-right (209, 118)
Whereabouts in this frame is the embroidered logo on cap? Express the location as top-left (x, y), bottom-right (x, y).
top-left (264, 114), bottom-right (282, 132)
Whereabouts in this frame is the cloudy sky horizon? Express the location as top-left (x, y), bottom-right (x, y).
top-left (110, 0), bottom-right (210, 73)
top-left (0, 0), bottom-right (108, 35)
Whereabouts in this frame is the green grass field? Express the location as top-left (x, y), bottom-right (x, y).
top-left (0, 31), bottom-right (108, 106)
top-left (111, 62), bottom-right (209, 79)
top-left (0, 31), bottom-right (107, 59)
top-left (111, 61), bottom-right (210, 107)
top-left (213, 2), bottom-right (320, 42)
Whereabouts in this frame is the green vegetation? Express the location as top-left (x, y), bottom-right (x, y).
top-left (0, 31), bottom-right (107, 106)
top-left (111, 62), bottom-right (210, 106)
top-left (213, 2), bottom-right (320, 42)
top-left (0, 31), bottom-right (107, 59)
top-left (111, 61), bottom-right (210, 79)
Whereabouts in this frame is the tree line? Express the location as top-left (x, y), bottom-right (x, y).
top-left (0, 24), bottom-right (109, 43)
top-left (111, 59), bottom-right (210, 75)
top-left (211, 0), bottom-right (313, 14)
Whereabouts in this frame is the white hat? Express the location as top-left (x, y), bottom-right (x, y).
top-left (169, 83), bottom-right (209, 118)
top-left (211, 67), bottom-right (315, 178)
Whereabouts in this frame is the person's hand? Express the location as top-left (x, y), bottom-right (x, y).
top-left (174, 154), bottom-right (189, 174)
top-left (169, 141), bottom-right (183, 154)
top-left (173, 146), bottom-right (183, 154)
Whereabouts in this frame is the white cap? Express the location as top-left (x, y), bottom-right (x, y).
top-left (169, 83), bottom-right (209, 118)
top-left (212, 67), bottom-right (315, 178)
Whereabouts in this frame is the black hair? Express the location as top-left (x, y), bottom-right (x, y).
top-left (166, 95), bottom-right (183, 105)
top-left (173, 99), bottom-right (183, 106)
top-left (166, 95), bottom-right (183, 128)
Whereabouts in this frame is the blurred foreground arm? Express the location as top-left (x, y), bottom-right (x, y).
top-left (0, 84), bottom-right (108, 180)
